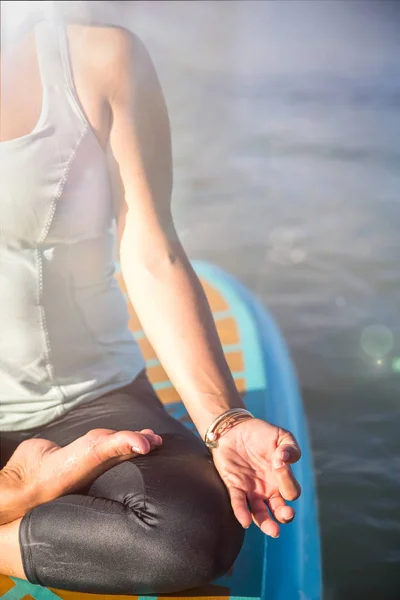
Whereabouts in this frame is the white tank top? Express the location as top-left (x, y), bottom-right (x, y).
top-left (0, 17), bottom-right (145, 431)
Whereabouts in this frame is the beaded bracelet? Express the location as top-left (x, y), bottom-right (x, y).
top-left (204, 408), bottom-right (254, 449)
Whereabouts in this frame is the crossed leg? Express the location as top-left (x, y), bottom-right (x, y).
top-left (0, 372), bottom-right (244, 594)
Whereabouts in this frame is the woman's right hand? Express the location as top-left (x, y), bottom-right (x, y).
top-left (0, 428), bottom-right (162, 525)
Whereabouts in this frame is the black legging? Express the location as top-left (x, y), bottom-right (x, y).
top-left (0, 370), bottom-right (244, 595)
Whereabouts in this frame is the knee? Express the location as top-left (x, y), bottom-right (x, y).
top-left (146, 476), bottom-right (245, 592)
top-left (118, 451), bottom-right (245, 593)
top-left (186, 485), bottom-right (245, 582)
top-left (179, 513), bottom-right (245, 587)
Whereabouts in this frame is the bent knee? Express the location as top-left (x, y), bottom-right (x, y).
top-left (182, 521), bottom-right (245, 587)
top-left (187, 482), bottom-right (245, 582)
top-left (121, 452), bottom-right (245, 592)
top-left (140, 522), bottom-right (244, 593)
top-left (144, 480), bottom-right (245, 591)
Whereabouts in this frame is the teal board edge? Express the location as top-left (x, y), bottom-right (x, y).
top-left (192, 261), bottom-right (322, 600)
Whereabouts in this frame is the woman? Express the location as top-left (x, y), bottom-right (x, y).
top-left (0, 2), bottom-right (301, 595)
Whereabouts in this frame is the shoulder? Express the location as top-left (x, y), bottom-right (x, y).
top-left (85, 25), bottom-right (141, 63)
top-left (70, 23), bottom-right (142, 61)
top-left (70, 24), bottom-right (155, 99)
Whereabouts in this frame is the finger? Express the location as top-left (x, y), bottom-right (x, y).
top-left (249, 496), bottom-right (280, 538)
top-left (267, 493), bottom-right (296, 524)
top-left (274, 438), bottom-right (302, 466)
top-left (272, 462), bottom-right (302, 502)
top-left (139, 430), bottom-right (163, 447)
top-left (228, 487), bottom-right (252, 529)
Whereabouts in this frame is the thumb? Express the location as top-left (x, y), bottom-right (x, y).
top-left (272, 434), bottom-right (301, 470)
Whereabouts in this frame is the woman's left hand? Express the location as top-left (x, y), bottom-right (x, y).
top-left (211, 417), bottom-right (302, 538)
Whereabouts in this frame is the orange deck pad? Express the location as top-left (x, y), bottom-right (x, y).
top-left (117, 272), bottom-right (245, 405)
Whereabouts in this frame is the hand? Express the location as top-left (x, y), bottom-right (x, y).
top-left (211, 417), bottom-right (301, 538)
top-left (0, 428), bottom-right (162, 524)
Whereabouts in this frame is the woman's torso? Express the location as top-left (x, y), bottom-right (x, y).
top-left (0, 18), bottom-right (145, 432)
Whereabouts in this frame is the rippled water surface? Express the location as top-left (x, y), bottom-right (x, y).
top-left (126, 2), bottom-right (400, 598)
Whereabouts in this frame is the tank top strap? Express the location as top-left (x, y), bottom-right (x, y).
top-left (34, 14), bottom-right (81, 103)
top-left (34, 16), bottom-right (88, 131)
top-left (34, 19), bottom-right (69, 91)
top-left (55, 18), bottom-right (82, 111)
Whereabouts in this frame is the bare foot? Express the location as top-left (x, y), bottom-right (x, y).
top-left (0, 428), bottom-right (162, 524)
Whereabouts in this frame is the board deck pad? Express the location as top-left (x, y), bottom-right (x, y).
top-left (0, 261), bottom-right (321, 600)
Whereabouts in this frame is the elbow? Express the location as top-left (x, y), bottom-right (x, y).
top-left (119, 212), bottom-right (182, 277)
top-left (119, 239), bottom-right (183, 282)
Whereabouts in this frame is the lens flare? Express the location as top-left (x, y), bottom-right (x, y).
top-left (392, 358), bottom-right (400, 373)
top-left (360, 324), bottom-right (394, 359)
top-left (268, 227), bottom-right (306, 266)
top-left (269, 227), bottom-right (304, 250)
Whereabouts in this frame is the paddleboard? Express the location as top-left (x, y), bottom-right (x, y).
top-left (0, 260), bottom-right (322, 600)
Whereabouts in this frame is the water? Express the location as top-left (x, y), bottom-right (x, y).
top-left (124, 2), bottom-right (400, 597)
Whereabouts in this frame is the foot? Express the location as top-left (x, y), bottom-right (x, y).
top-left (0, 428), bottom-right (162, 524)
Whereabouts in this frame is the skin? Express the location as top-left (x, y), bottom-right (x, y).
top-left (0, 20), bottom-right (301, 580)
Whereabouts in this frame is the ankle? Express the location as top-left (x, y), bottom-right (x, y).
top-left (0, 468), bottom-right (35, 525)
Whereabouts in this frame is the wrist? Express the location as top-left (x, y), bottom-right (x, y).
top-left (188, 390), bottom-right (246, 440)
top-left (204, 407), bottom-right (254, 449)
top-left (193, 395), bottom-right (246, 440)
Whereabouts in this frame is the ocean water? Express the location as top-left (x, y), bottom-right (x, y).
top-left (128, 2), bottom-right (400, 598)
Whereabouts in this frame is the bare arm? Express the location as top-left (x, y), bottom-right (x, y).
top-left (106, 31), bottom-right (245, 439)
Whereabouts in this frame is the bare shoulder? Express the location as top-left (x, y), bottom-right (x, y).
top-left (76, 25), bottom-right (141, 65)
top-left (70, 24), bottom-right (156, 99)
